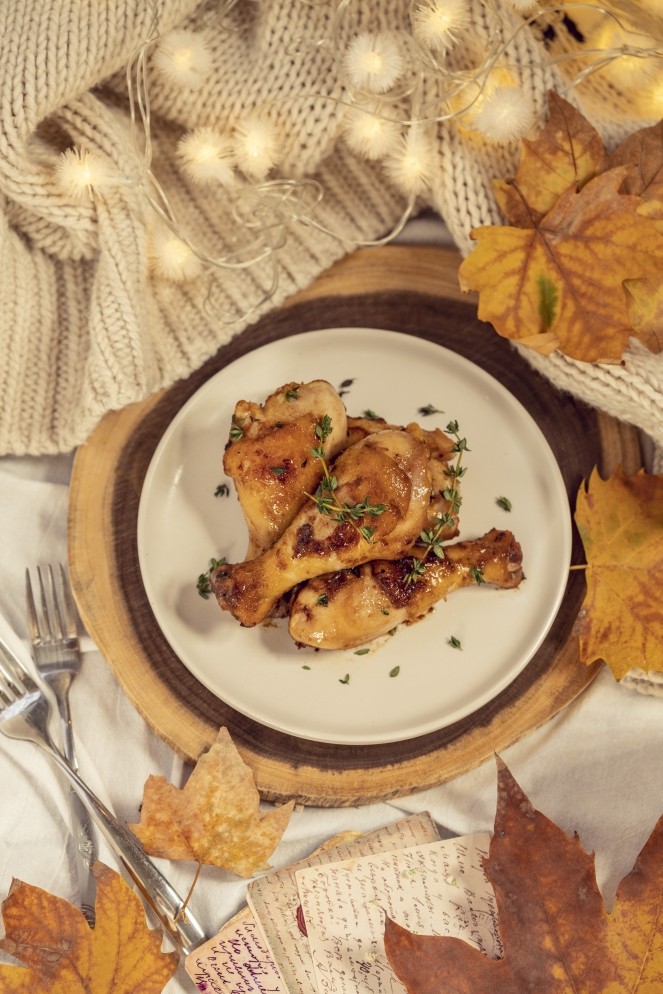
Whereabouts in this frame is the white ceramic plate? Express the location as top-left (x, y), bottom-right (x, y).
top-left (137, 328), bottom-right (571, 745)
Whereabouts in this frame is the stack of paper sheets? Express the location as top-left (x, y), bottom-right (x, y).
top-left (186, 814), bottom-right (502, 994)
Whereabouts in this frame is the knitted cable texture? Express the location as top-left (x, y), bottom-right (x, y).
top-left (0, 0), bottom-right (661, 466)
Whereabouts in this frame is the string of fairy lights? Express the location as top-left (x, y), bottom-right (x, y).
top-left (55, 0), bottom-right (663, 292)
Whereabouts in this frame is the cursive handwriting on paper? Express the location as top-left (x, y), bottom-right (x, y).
top-left (185, 910), bottom-right (287, 994)
top-left (296, 833), bottom-right (501, 994)
top-left (246, 813), bottom-right (441, 994)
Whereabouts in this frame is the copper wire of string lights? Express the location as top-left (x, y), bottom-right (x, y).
top-left (54, 0), bottom-right (663, 305)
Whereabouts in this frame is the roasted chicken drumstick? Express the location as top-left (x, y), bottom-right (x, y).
top-left (348, 416), bottom-right (460, 540)
top-left (288, 528), bottom-right (524, 650)
top-left (212, 429), bottom-right (433, 626)
top-left (223, 379), bottom-right (347, 558)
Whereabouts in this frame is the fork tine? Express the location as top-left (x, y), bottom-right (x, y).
top-left (58, 564), bottom-right (78, 641)
top-left (47, 564), bottom-right (66, 642)
top-left (0, 637), bottom-right (33, 700)
top-left (25, 567), bottom-right (40, 646)
top-left (36, 565), bottom-right (56, 643)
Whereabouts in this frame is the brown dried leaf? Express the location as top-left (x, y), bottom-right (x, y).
top-left (607, 118), bottom-right (663, 218)
top-left (459, 167), bottom-right (663, 361)
top-left (0, 863), bottom-right (177, 993)
top-left (385, 757), bottom-right (663, 994)
top-left (493, 91), bottom-right (606, 226)
top-left (130, 727), bottom-right (294, 877)
top-left (623, 276), bottom-right (663, 351)
top-left (574, 467), bottom-right (663, 679)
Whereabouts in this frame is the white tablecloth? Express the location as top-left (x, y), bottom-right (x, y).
top-left (1, 429), bottom-right (662, 991)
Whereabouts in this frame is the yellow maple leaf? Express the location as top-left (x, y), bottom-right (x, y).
top-left (493, 90), bottom-right (606, 226)
top-left (574, 467), bottom-right (663, 679)
top-left (0, 863), bottom-right (177, 993)
top-left (459, 167), bottom-right (663, 362)
top-left (129, 726), bottom-right (294, 878)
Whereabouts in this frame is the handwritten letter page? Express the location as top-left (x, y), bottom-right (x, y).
top-left (246, 813), bottom-right (441, 994)
top-left (296, 833), bottom-right (502, 994)
top-left (185, 908), bottom-right (287, 994)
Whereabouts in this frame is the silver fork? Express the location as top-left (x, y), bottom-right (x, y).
top-left (26, 564), bottom-right (97, 926)
top-left (0, 636), bottom-right (207, 956)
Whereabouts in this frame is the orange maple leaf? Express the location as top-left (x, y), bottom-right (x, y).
top-left (0, 862), bottom-right (177, 993)
top-left (129, 726), bottom-right (294, 878)
top-left (493, 90), bottom-right (606, 226)
top-left (459, 166), bottom-right (663, 361)
top-left (384, 756), bottom-right (663, 994)
top-left (574, 467), bottom-right (663, 679)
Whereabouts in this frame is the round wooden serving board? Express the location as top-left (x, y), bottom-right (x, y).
top-left (68, 245), bottom-right (643, 807)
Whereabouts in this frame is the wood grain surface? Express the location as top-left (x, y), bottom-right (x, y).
top-left (68, 245), bottom-right (643, 807)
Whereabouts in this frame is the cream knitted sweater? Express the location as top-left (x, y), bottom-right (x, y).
top-left (0, 0), bottom-right (661, 459)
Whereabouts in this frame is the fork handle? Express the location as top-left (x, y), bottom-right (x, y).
top-left (33, 734), bottom-right (207, 955)
top-left (55, 698), bottom-right (98, 926)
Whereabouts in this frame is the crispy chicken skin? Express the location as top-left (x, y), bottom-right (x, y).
top-left (212, 430), bottom-right (433, 627)
top-left (348, 417), bottom-right (459, 540)
top-left (288, 528), bottom-right (524, 650)
top-left (223, 380), bottom-right (347, 558)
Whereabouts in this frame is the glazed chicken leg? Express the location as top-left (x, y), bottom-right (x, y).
top-left (288, 528), bottom-right (524, 649)
top-left (212, 429), bottom-right (433, 626)
top-left (223, 379), bottom-right (347, 558)
top-left (348, 416), bottom-right (460, 540)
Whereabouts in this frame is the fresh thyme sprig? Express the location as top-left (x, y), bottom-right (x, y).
top-left (229, 415), bottom-right (245, 441)
top-left (404, 419), bottom-right (469, 585)
top-left (196, 557), bottom-right (227, 598)
top-left (306, 416), bottom-right (385, 543)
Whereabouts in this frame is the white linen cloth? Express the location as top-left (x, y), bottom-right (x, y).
top-left (1, 451), bottom-right (663, 993)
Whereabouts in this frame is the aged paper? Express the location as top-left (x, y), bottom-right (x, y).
top-left (185, 907), bottom-right (287, 994)
top-left (296, 833), bottom-right (502, 994)
top-left (246, 813), bottom-right (441, 994)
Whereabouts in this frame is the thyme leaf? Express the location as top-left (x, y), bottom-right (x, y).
top-left (315, 415), bottom-right (333, 442)
top-left (229, 415), bottom-right (245, 441)
top-left (404, 557), bottom-right (427, 585)
top-left (196, 557), bottom-right (226, 599)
